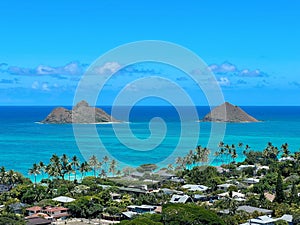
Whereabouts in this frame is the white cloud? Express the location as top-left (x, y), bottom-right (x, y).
top-left (42, 83), bottom-right (50, 91)
top-left (6, 61), bottom-right (86, 76)
top-left (209, 62), bottom-right (268, 77)
top-left (31, 81), bottom-right (39, 89)
top-left (218, 77), bottom-right (230, 87)
top-left (93, 62), bottom-right (121, 75)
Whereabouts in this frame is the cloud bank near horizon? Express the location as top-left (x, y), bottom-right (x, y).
top-left (0, 60), bottom-right (299, 105)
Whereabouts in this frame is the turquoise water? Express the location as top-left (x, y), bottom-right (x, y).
top-left (0, 106), bottom-right (300, 177)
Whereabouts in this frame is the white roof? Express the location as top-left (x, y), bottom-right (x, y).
top-left (279, 156), bottom-right (295, 162)
top-left (170, 194), bottom-right (190, 203)
top-left (217, 183), bottom-right (233, 188)
top-left (182, 184), bottom-right (209, 192)
top-left (278, 214), bottom-right (293, 222)
top-left (122, 211), bottom-right (138, 218)
top-left (52, 196), bottom-right (75, 203)
top-left (237, 165), bottom-right (255, 170)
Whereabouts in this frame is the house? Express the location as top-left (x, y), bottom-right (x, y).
top-left (264, 192), bottom-right (275, 202)
top-left (52, 196), bottom-right (75, 203)
top-left (220, 205), bottom-right (273, 216)
top-left (279, 156), bottom-right (295, 162)
top-left (155, 170), bottom-right (175, 179)
top-left (26, 206), bottom-right (42, 216)
top-left (26, 217), bottom-right (51, 225)
top-left (8, 202), bottom-right (27, 214)
top-left (161, 188), bottom-right (183, 195)
top-left (170, 194), bottom-right (192, 204)
top-left (237, 205), bottom-right (273, 215)
top-left (41, 206), bottom-right (69, 219)
top-left (182, 184), bottom-right (209, 192)
top-left (131, 171), bottom-right (144, 178)
top-left (240, 214), bottom-right (293, 225)
top-left (215, 166), bottom-right (229, 173)
top-left (243, 178), bottom-right (260, 184)
top-left (0, 184), bottom-right (12, 193)
top-left (217, 183), bottom-right (233, 191)
top-left (218, 191), bottom-right (245, 201)
top-left (127, 205), bottom-right (161, 214)
top-left (119, 187), bottom-right (148, 195)
top-left (122, 205), bottom-right (161, 219)
top-left (26, 206), bottom-right (70, 220)
top-left (110, 193), bottom-right (121, 201)
top-left (237, 165), bottom-right (255, 171)
top-left (169, 176), bottom-right (185, 183)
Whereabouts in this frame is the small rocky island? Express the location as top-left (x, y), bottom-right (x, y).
top-left (202, 102), bottom-right (259, 122)
top-left (41, 100), bottom-right (118, 124)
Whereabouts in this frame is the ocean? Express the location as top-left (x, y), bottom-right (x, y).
top-left (0, 106), bottom-right (300, 178)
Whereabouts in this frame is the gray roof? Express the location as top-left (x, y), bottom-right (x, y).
top-left (119, 187), bottom-right (147, 194)
top-left (240, 214), bottom-right (293, 225)
top-left (237, 205), bottom-right (273, 214)
top-left (161, 188), bottom-right (183, 195)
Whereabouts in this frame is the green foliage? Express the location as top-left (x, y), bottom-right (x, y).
top-left (181, 166), bottom-right (223, 187)
top-left (104, 206), bottom-right (121, 216)
top-left (0, 213), bottom-right (25, 225)
top-left (67, 196), bottom-right (103, 219)
top-left (244, 151), bottom-right (263, 165)
top-left (137, 164), bottom-right (158, 173)
top-left (162, 203), bottom-right (226, 225)
top-left (274, 173), bottom-right (285, 203)
top-left (120, 216), bottom-right (163, 225)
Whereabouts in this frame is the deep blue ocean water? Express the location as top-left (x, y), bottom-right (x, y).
top-left (0, 106), bottom-right (300, 178)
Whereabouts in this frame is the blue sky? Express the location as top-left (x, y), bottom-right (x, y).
top-left (0, 0), bottom-right (300, 105)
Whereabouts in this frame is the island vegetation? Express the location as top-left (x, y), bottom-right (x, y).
top-left (0, 142), bottom-right (300, 224)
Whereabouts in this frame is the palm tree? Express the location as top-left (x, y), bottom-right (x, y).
top-left (7, 170), bottom-right (18, 186)
top-left (89, 155), bottom-right (99, 177)
top-left (0, 166), bottom-right (6, 183)
top-left (67, 164), bottom-right (73, 181)
top-left (70, 155), bottom-right (80, 180)
top-left (167, 164), bottom-right (174, 171)
top-left (100, 169), bottom-right (107, 178)
top-left (175, 157), bottom-right (184, 170)
top-left (281, 143), bottom-right (290, 157)
top-left (102, 156), bottom-right (109, 173)
top-left (29, 163), bottom-right (40, 186)
top-left (48, 154), bottom-right (62, 179)
top-left (195, 145), bottom-right (210, 166)
top-left (38, 161), bottom-right (46, 179)
top-left (116, 170), bottom-right (122, 177)
top-left (231, 149), bottom-right (238, 163)
top-left (79, 162), bottom-right (91, 181)
top-left (109, 159), bottom-right (118, 177)
top-left (60, 154), bottom-right (70, 180)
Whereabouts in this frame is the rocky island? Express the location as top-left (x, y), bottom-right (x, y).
top-left (202, 102), bottom-right (259, 122)
top-left (41, 100), bottom-right (118, 124)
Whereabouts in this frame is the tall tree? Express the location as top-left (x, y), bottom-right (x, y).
top-left (38, 161), bottom-right (45, 179)
top-left (79, 162), bottom-right (91, 181)
top-left (0, 166), bottom-right (6, 183)
top-left (109, 159), bottom-right (118, 177)
top-left (60, 154), bottom-right (70, 180)
top-left (71, 155), bottom-right (80, 180)
top-left (89, 155), bottom-right (99, 177)
top-left (274, 173), bottom-right (285, 203)
top-left (102, 156), bottom-right (109, 173)
top-left (28, 163), bottom-right (40, 186)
